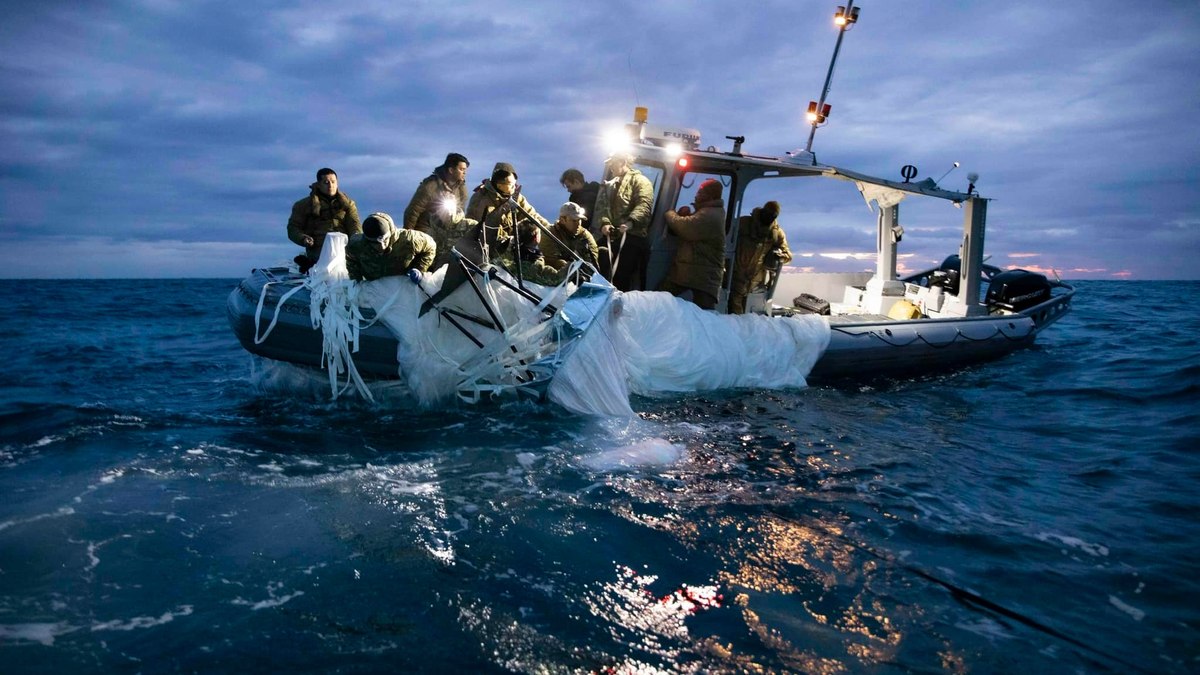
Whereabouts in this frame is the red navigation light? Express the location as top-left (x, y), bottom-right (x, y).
top-left (806, 101), bottom-right (832, 124)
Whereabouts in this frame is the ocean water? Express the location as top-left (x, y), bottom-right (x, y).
top-left (0, 278), bottom-right (1197, 673)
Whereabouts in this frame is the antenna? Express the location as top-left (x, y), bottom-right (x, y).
top-left (936, 162), bottom-right (960, 185)
top-left (805, 1), bottom-right (861, 153)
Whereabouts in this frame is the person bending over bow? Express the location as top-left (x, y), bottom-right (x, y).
top-left (345, 212), bottom-right (435, 283)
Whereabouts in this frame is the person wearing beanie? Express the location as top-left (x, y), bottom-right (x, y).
top-left (592, 153), bottom-right (654, 291)
top-left (345, 211), bottom-right (437, 282)
top-left (287, 167), bottom-right (361, 274)
top-left (728, 200), bottom-right (793, 314)
top-left (660, 178), bottom-right (728, 310)
top-left (402, 153), bottom-right (474, 270)
top-left (464, 162), bottom-right (551, 254)
top-left (542, 202), bottom-right (600, 273)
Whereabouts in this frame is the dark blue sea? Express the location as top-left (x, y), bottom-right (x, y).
top-left (1, 279), bottom-right (1197, 673)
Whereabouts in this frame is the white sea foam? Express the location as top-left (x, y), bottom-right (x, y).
top-left (0, 506), bottom-right (75, 533)
top-left (91, 605), bottom-right (194, 632)
top-left (580, 438), bottom-right (686, 471)
top-left (1035, 532), bottom-right (1109, 557)
top-left (0, 622), bottom-right (77, 646)
top-left (1108, 595), bottom-right (1146, 621)
top-left (231, 582), bottom-right (304, 611)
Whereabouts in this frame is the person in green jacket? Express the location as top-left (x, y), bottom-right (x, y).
top-left (729, 201), bottom-right (793, 314)
top-left (288, 168), bottom-right (361, 274)
top-left (593, 153), bottom-right (654, 291)
top-left (498, 221), bottom-right (567, 288)
top-left (403, 153), bottom-right (475, 270)
top-left (541, 202), bottom-right (599, 274)
top-left (661, 179), bottom-right (727, 310)
top-left (345, 212), bottom-right (436, 283)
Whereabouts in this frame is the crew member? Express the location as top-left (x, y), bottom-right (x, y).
top-left (403, 152), bottom-right (474, 270)
top-left (287, 168), bottom-right (361, 273)
top-left (498, 221), bottom-right (567, 287)
top-left (541, 202), bottom-right (599, 274)
top-left (466, 162), bottom-right (552, 254)
top-left (661, 179), bottom-right (726, 310)
top-left (729, 200), bottom-right (792, 314)
top-left (345, 212), bottom-right (436, 283)
top-left (559, 168), bottom-right (601, 222)
top-left (593, 153), bottom-right (653, 291)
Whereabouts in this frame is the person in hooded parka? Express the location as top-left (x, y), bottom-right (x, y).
top-left (465, 162), bottom-right (552, 254)
top-left (345, 212), bottom-right (436, 282)
top-left (729, 200), bottom-right (793, 314)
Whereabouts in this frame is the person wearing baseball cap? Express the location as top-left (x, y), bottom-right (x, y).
top-left (541, 202), bottom-right (599, 274)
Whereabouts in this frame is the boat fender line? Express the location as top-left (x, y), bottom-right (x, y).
top-left (252, 278), bottom-right (308, 346)
top-left (768, 512), bottom-right (1154, 675)
top-left (829, 322), bottom-right (1031, 349)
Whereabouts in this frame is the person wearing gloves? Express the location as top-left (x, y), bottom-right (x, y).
top-left (729, 200), bottom-right (793, 314)
top-left (403, 153), bottom-right (475, 270)
top-left (345, 212), bottom-right (436, 283)
top-left (287, 167), bottom-right (361, 274)
top-left (541, 202), bottom-right (599, 273)
top-left (660, 178), bottom-right (727, 310)
top-left (592, 153), bottom-right (653, 291)
top-left (465, 162), bottom-right (551, 255)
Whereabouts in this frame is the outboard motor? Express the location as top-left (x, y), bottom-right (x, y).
top-left (986, 269), bottom-right (1051, 312)
top-left (929, 255), bottom-right (962, 295)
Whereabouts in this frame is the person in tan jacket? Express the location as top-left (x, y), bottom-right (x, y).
top-left (466, 162), bottom-right (551, 256)
top-left (661, 179), bottom-right (726, 310)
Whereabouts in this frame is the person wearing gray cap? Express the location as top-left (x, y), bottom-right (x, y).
top-left (345, 212), bottom-right (436, 283)
top-left (541, 202), bottom-right (599, 273)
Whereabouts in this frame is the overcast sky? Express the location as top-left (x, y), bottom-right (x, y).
top-left (2, 0), bottom-right (1197, 280)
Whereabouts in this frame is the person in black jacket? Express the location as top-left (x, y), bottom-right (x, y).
top-left (559, 168), bottom-right (601, 222)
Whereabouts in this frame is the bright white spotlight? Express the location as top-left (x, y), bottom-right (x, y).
top-left (604, 128), bottom-right (631, 156)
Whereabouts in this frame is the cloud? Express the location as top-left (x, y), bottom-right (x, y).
top-left (1, 0), bottom-right (1198, 279)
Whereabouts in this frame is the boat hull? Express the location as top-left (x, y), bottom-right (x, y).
top-left (809, 314), bottom-right (1037, 382)
top-left (227, 267), bottom-right (1071, 387)
top-left (226, 267), bottom-right (402, 378)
